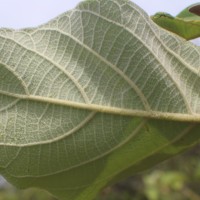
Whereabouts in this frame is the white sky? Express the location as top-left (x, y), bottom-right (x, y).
top-left (0, 0), bottom-right (199, 28)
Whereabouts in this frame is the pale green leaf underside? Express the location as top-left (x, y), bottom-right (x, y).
top-left (0, 0), bottom-right (200, 199)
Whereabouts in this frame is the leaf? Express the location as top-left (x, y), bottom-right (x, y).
top-left (151, 3), bottom-right (200, 40)
top-left (189, 4), bottom-right (200, 16)
top-left (0, 0), bottom-right (200, 199)
top-left (177, 3), bottom-right (200, 19)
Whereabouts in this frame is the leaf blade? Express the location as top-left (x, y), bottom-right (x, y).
top-left (0, 0), bottom-right (200, 199)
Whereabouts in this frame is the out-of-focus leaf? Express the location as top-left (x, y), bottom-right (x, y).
top-left (151, 3), bottom-right (200, 40)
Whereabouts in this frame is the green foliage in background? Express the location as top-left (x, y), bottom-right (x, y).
top-left (1, 146), bottom-right (200, 200)
top-left (151, 3), bottom-right (200, 40)
top-left (98, 145), bottom-right (200, 200)
top-left (0, 0), bottom-right (200, 199)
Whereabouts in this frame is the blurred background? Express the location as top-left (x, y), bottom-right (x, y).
top-left (0, 0), bottom-right (200, 199)
top-left (0, 145), bottom-right (200, 200)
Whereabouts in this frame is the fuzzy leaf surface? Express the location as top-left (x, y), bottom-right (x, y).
top-left (0, 0), bottom-right (200, 199)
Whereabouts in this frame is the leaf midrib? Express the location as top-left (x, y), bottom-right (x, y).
top-left (1, 90), bottom-right (200, 125)
top-left (1, 10), bottom-right (198, 114)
